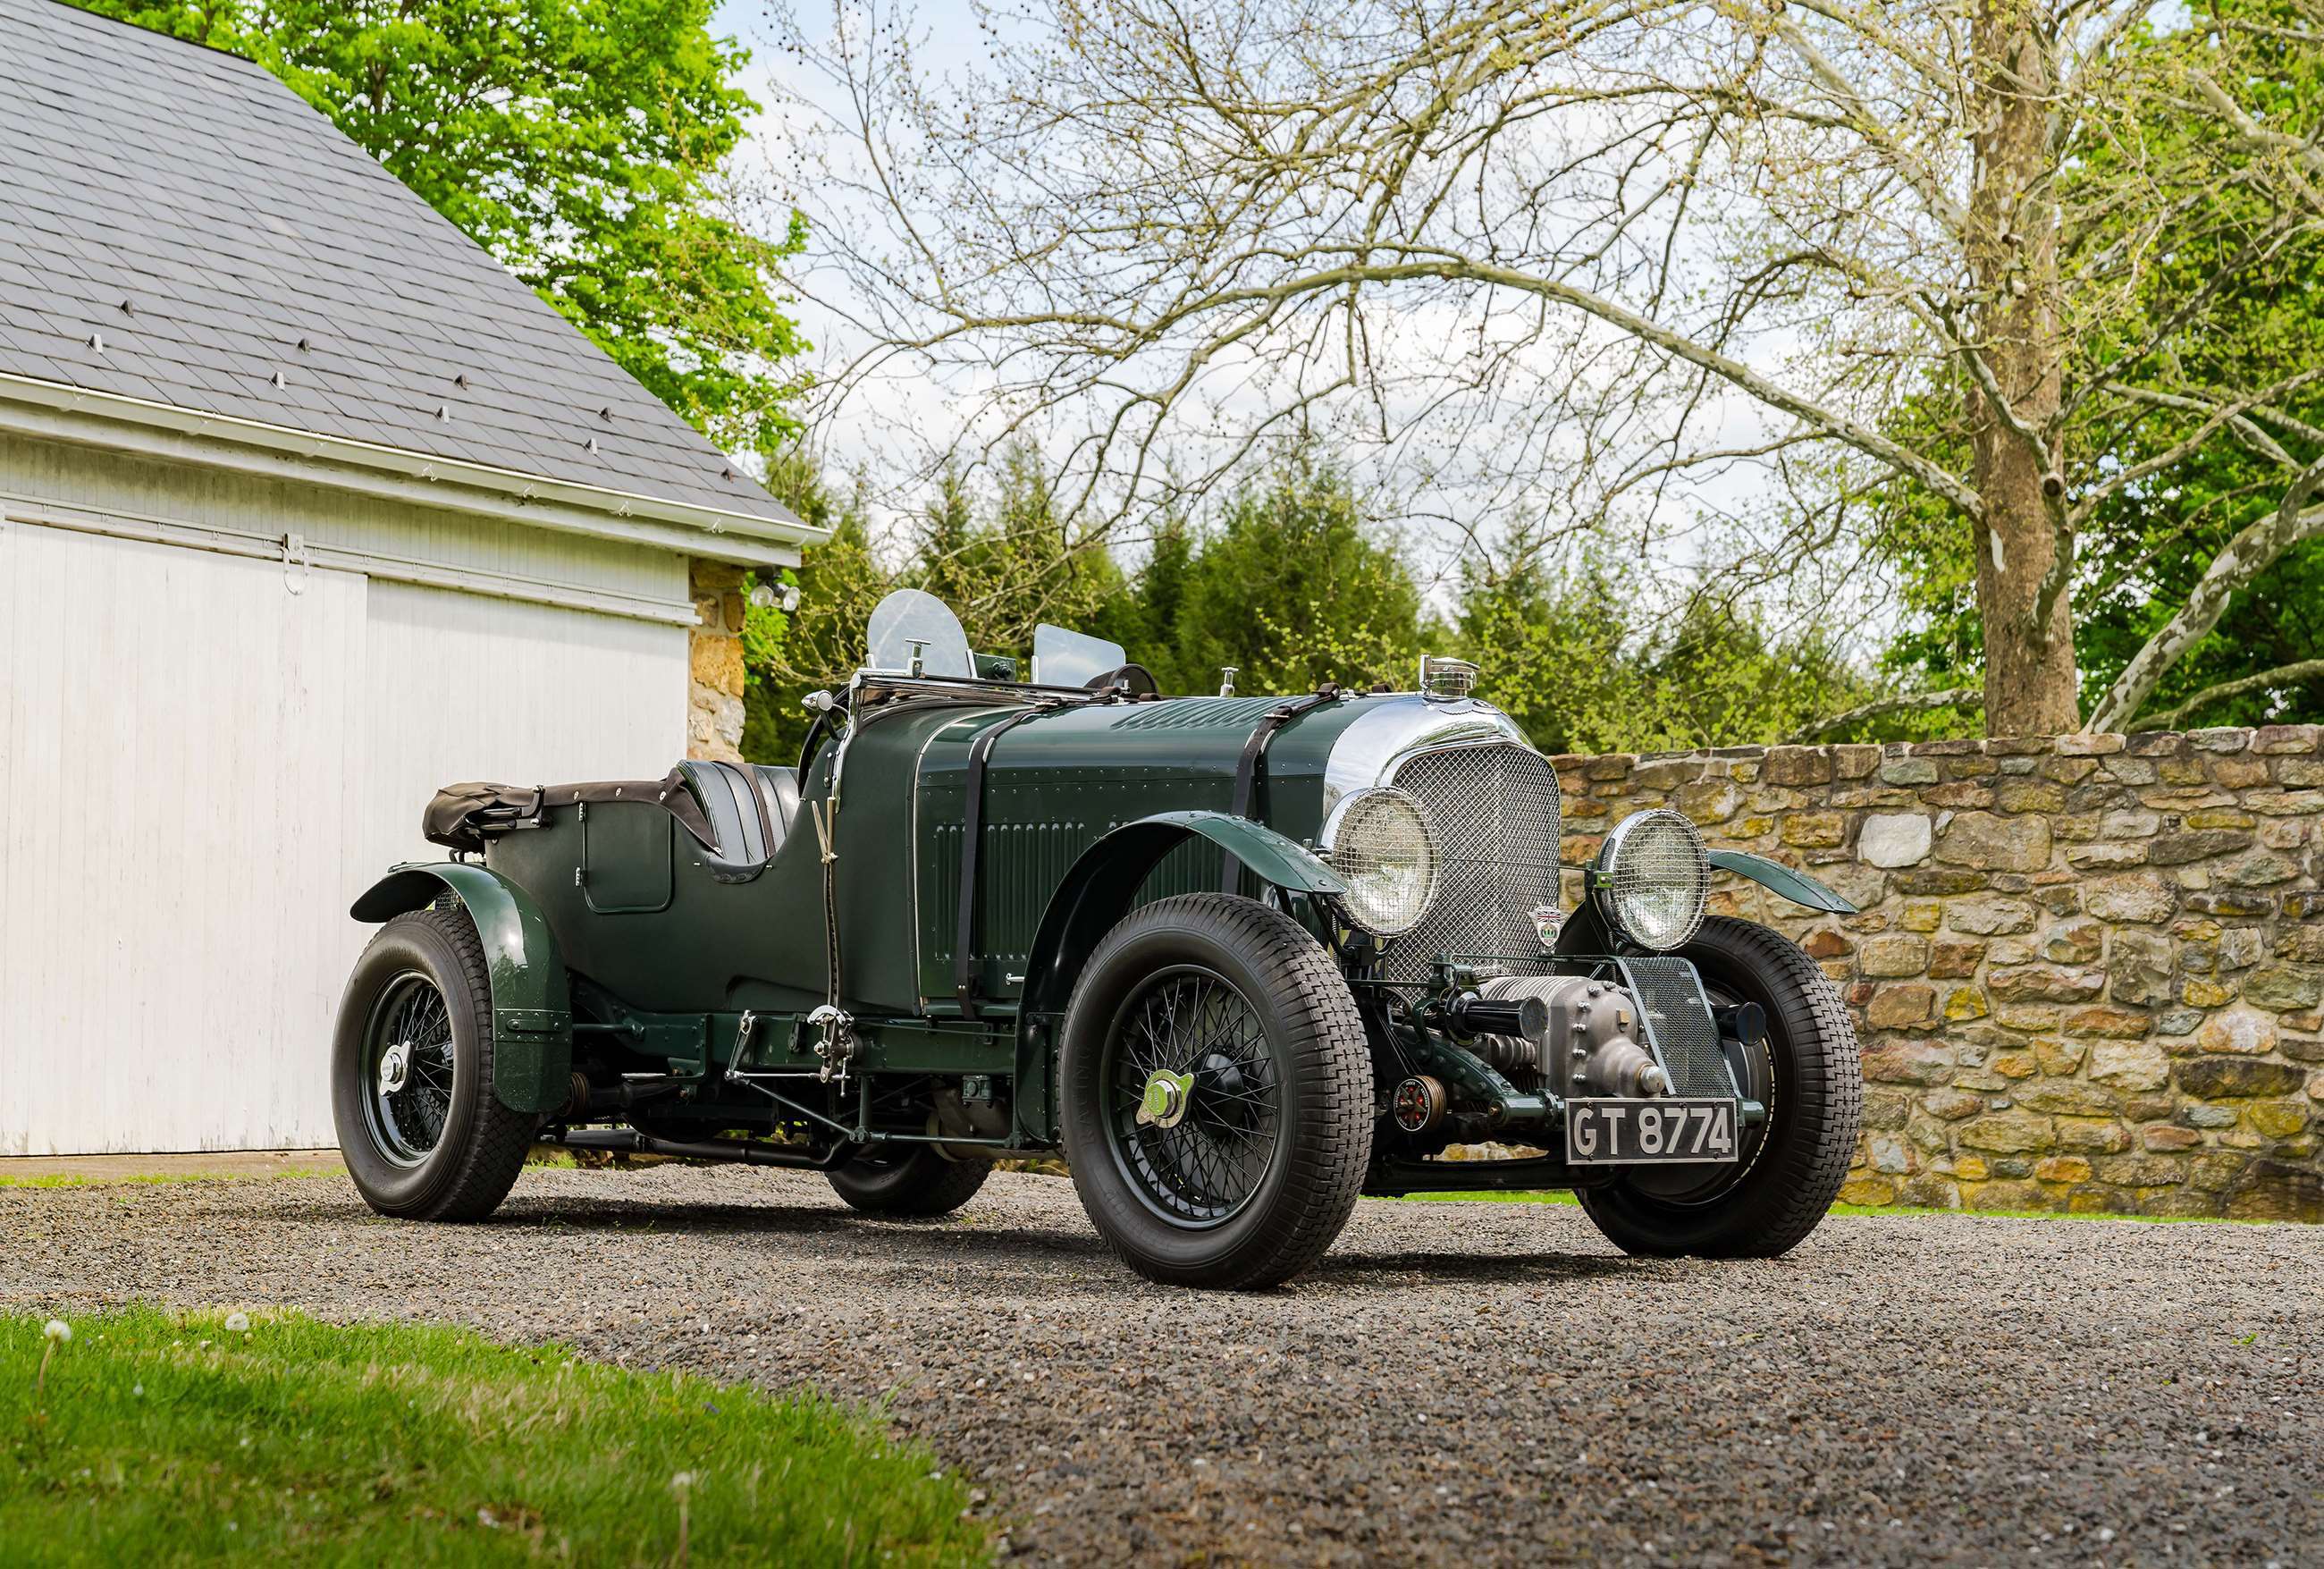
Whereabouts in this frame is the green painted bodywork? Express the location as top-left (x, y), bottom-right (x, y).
top-left (1707, 850), bottom-right (1858, 914)
top-left (341, 682), bottom-right (1666, 1175)
top-left (348, 862), bottom-right (574, 1114)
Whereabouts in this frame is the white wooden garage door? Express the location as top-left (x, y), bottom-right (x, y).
top-left (0, 522), bottom-right (686, 1155)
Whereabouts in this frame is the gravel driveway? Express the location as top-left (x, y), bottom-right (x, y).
top-left (5, 1167), bottom-right (2319, 1565)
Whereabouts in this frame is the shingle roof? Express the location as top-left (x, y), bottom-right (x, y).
top-left (0, 0), bottom-right (804, 534)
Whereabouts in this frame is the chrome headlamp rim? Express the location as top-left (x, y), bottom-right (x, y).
top-left (1593, 807), bottom-right (1711, 952)
top-left (1318, 785), bottom-right (1441, 939)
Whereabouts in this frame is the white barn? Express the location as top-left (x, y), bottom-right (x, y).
top-left (0, 0), bottom-right (817, 1155)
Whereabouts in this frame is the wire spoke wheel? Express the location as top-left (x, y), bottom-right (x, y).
top-left (361, 970), bottom-right (457, 1166)
top-left (1103, 965), bottom-right (1284, 1226)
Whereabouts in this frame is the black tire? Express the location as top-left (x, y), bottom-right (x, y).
top-left (1578, 915), bottom-right (1861, 1259)
top-left (332, 907), bottom-right (536, 1221)
top-left (1059, 893), bottom-right (1372, 1290)
top-left (828, 1147), bottom-right (991, 1217)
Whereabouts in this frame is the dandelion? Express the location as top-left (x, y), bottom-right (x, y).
top-left (670, 1471), bottom-right (696, 1567)
top-left (223, 1312), bottom-right (250, 1334)
top-left (35, 1319), bottom-right (72, 1399)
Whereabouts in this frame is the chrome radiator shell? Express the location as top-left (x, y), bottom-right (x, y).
top-left (1378, 740), bottom-right (1562, 984)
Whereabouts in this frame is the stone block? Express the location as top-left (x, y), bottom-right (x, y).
top-left (1929, 940), bottom-right (1985, 980)
top-left (1996, 780), bottom-right (2066, 814)
top-left (2058, 733), bottom-right (2127, 755)
top-left (1898, 869), bottom-right (1991, 896)
top-left (2107, 930), bottom-right (2175, 1006)
top-left (1582, 754), bottom-right (1634, 780)
top-left (2177, 1058), bottom-right (2308, 1098)
top-left (1862, 1041), bottom-right (1954, 1085)
top-left (1945, 898), bottom-right (2033, 936)
top-left (2064, 1006), bottom-right (2150, 1039)
top-left (1675, 779), bottom-right (1743, 823)
top-left (1933, 818), bottom-right (2045, 878)
top-left (2248, 1100), bottom-right (2311, 1138)
top-left (1924, 1088), bottom-right (1985, 1120)
top-left (1994, 1005), bottom-right (2056, 1033)
top-left (1958, 1111), bottom-right (2053, 1153)
top-left (2188, 727), bottom-right (2252, 753)
top-left (2085, 873), bottom-right (2176, 924)
top-left (1987, 966), bottom-right (2106, 1002)
top-left (2143, 1125), bottom-right (2201, 1151)
top-left (1858, 814), bottom-right (1932, 868)
top-left (2018, 1082), bottom-right (2118, 1116)
top-left (1859, 934), bottom-right (1930, 977)
top-left (1899, 900), bottom-right (1943, 932)
top-left (1925, 780), bottom-right (1998, 810)
top-left (2034, 1156), bottom-right (2092, 1183)
top-left (1866, 984), bottom-right (1936, 1028)
top-left (2252, 723), bottom-right (2323, 755)
top-left (1838, 1176), bottom-right (1897, 1206)
top-left (2148, 829), bottom-right (2253, 865)
top-left (2223, 1161), bottom-right (2324, 1222)
top-left (2216, 850), bottom-right (2300, 887)
top-left (2035, 1037), bottom-right (2091, 1076)
top-left (2039, 921), bottom-right (2103, 964)
top-left (2217, 927), bottom-right (2264, 971)
top-left (1863, 1091), bottom-right (1911, 1130)
top-left (1832, 744), bottom-right (1881, 779)
top-left (2244, 965), bottom-right (2324, 1011)
top-left (2181, 976), bottom-right (2236, 1008)
top-left (1762, 747), bottom-right (1833, 786)
top-left (2185, 1103), bottom-right (2241, 1129)
top-left (1779, 811), bottom-right (1846, 848)
top-left (2065, 843), bottom-right (2148, 870)
top-left (2197, 1006), bottom-right (2279, 1057)
top-left (2094, 1154), bottom-right (2186, 1186)
top-left (1942, 986), bottom-right (1991, 1022)
top-left (2090, 1040), bottom-right (2172, 1091)
top-left (1880, 757), bottom-right (1938, 786)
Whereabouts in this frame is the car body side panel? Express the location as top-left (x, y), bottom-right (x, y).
top-left (907, 692), bottom-right (1394, 1004)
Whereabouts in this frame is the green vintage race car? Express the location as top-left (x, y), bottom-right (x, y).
top-left (334, 590), bottom-right (1863, 1288)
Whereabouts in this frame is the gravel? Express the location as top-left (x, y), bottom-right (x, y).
top-left (5, 1167), bottom-right (2320, 1565)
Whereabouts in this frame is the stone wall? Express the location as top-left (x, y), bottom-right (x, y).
top-left (1551, 727), bottom-right (2324, 1220)
top-left (687, 559), bottom-right (747, 763)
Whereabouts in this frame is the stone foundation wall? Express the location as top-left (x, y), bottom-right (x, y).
top-left (687, 559), bottom-right (747, 763)
top-left (1551, 727), bottom-right (2324, 1220)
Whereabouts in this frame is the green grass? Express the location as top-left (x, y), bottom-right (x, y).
top-left (0, 1168), bottom-right (342, 1191)
top-left (1394, 1190), bottom-right (2245, 1222)
top-left (1, 1308), bottom-right (989, 1566)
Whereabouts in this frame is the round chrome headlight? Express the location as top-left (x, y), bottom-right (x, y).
top-left (1595, 808), bottom-right (1709, 951)
top-left (1320, 787), bottom-right (1439, 938)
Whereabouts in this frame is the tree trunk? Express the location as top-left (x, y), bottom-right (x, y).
top-left (1966, 0), bottom-right (2080, 738)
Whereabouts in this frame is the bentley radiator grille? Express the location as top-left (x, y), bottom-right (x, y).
top-left (1619, 956), bottom-right (1736, 1099)
top-left (1382, 743), bottom-right (1562, 985)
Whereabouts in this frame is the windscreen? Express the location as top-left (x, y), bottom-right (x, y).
top-left (865, 589), bottom-right (975, 677)
top-left (1031, 623), bottom-right (1127, 687)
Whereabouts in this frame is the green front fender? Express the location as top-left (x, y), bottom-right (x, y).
top-left (350, 863), bottom-right (573, 1114)
top-left (1707, 849), bottom-right (1858, 914)
top-left (1012, 811), bottom-right (1343, 1143)
top-left (1018, 811), bottom-right (1343, 1025)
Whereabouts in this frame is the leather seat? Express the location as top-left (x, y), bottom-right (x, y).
top-left (674, 760), bottom-right (798, 882)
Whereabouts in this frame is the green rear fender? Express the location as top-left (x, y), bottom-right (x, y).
top-left (349, 863), bottom-right (573, 1115)
top-left (1017, 811), bottom-right (1343, 1029)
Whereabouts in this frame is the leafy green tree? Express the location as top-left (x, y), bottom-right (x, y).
top-left (1870, 1), bottom-right (2324, 732)
top-left (1158, 450), bottom-right (1427, 696)
top-left (1460, 547), bottom-right (1879, 755)
top-left (74, 0), bottom-right (808, 461)
top-left (740, 451), bottom-right (884, 763)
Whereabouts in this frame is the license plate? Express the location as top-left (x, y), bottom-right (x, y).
top-left (1565, 1098), bottom-right (1739, 1165)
